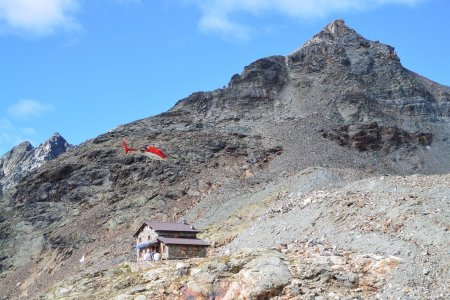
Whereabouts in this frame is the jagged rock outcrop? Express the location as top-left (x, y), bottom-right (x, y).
top-left (321, 122), bottom-right (433, 152)
top-left (0, 133), bottom-right (71, 194)
top-left (1, 20), bottom-right (449, 299)
top-left (173, 55), bottom-right (289, 119)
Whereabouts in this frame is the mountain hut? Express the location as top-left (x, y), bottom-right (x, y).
top-left (133, 221), bottom-right (209, 260)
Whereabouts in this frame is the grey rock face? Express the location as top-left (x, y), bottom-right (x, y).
top-left (0, 133), bottom-right (70, 279)
top-left (172, 55), bottom-right (288, 121)
top-left (322, 122), bottom-right (433, 152)
top-left (227, 250), bottom-right (291, 299)
top-left (0, 133), bottom-right (71, 194)
top-left (0, 141), bottom-right (33, 181)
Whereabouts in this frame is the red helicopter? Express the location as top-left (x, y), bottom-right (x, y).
top-left (122, 138), bottom-right (168, 160)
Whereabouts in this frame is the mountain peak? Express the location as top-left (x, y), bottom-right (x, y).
top-left (34, 133), bottom-right (71, 162)
top-left (293, 19), bottom-right (364, 52)
top-left (0, 133), bottom-right (71, 193)
top-left (318, 19), bottom-right (362, 40)
top-left (323, 19), bottom-right (352, 36)
top-left (11, 141), bottom-right (33, 154)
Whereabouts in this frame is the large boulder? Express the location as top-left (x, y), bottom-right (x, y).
top-left (223, 249), bottom-right (291, 300)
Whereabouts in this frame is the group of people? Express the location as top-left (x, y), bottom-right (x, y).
top-left (143, 250), bottom-right (161, 261)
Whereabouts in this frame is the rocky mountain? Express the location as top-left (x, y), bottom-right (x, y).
top-left (0, 133), bottom-right (71, 195)
top-left (0, 20), bottom-right (449, 299)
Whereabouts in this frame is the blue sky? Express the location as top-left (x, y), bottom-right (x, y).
top-left (0, 0), bottom-right (449, 156)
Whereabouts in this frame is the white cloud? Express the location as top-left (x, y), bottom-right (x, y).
top-left (199, 11), bottom-right (250, 40)
top-left (8, 99), bottom-right (55, 120)
top-left (1, 98), bottom-right (55, 154)
top-left (191, 0), bottom-right (426, 39)
top-left (0, 0), bottom-right (80, 36)
top-left (0, 0), bottom-right (140, 37)
top-left (0, 118), bottom-right (37, 154)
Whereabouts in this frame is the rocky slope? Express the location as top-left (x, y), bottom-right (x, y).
top-left (34, 172), bottom-right (450, 300)
top-left (0, 134), bottom-right (71, 280)
top-left (0, 20), bottom-right (449, 299)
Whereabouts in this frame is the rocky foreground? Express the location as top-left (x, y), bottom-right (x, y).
top-left (38, 171), bottom-right (449, 300)
top-left (43, 244), bottom-right (403, 300)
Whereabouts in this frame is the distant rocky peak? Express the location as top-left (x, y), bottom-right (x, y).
top-left (0, 141), bottom-right (34, 178)
top-left (323, 19), bottom-right (355, 37)
top-left (286, 18), bottom-right (404, 78)
top-left (5, 141), bottom-right (33, 159)
top-left (13, 141), bottom-right (33, 153)
top-left (35, 132), bottom-right (70, 161)
top-left (316, 19), bottom-right (363, 42)
top-left (294, 19), bottom-right (365, 52)
top-left (0, 133), bottom-right (71, 193)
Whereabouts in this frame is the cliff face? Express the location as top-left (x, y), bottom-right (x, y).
top-left (0, 133), bottom-right (71, 195)
top-left (1, 20), bottom-right (449, 299)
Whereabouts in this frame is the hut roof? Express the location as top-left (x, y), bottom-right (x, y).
top-left (158, 236), bottom-right (210, 246)
top-left (133, 221), bottom-right (200, 237)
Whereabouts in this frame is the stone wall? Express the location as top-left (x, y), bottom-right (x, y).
top-left (160, 243), bottom-right (169, 260)
top-left (166, 244), bottom-right (207, 260)
top-left (136, 226), bottom-right (158, 244)
top-left (136, 226), bottom-right (158, 261)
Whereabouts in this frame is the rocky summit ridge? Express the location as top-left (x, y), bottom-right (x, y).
top-left (0, 133), bottom-right (71, 195)
top-left (0, 20), bottom-right (449, 299)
